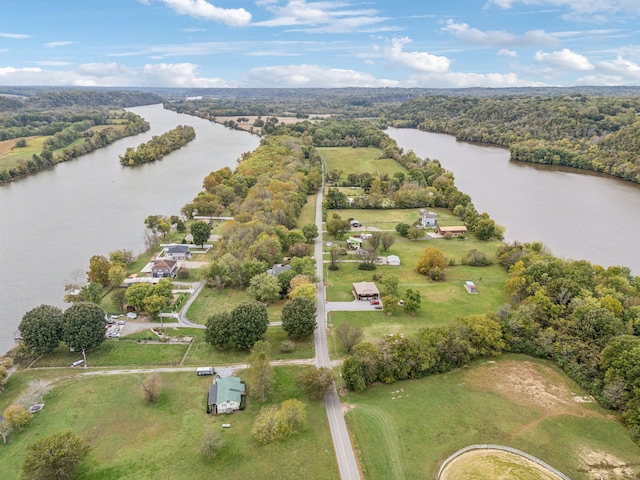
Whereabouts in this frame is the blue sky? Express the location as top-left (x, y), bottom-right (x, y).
top-left (1, 0), bottom-right (640, 88)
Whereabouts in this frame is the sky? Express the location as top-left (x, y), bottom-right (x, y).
top-left (1, 0), bottom-right (640, 89)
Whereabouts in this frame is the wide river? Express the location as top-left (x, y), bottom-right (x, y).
top-left (2, 113), bottom-right (639, 354)
top-left (387, 127), bottom-right (640, 275)
top-left (0, 104), bottom-right (260, 354)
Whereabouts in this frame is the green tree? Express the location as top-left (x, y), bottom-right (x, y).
top-left (341, 356), bottom-right (367, 392)
top-left (381, 295), bottom-right (399, 315)
top-left (246, 341), bottom-right (275, 402)
top-left (296, 367), bottom-right (335, 399)
top-left (3, 404), bottom-right (30, 430)
top-left (21, 430), bottom-right (90, 480)
top-left (281, 296), bottom-right (317, 339)
top-left (252, 405), bottom-right (280, 444)
top-left (289, 283), bottom-right (317, 302)
top-left (62, 303), bottom-right (107, 367)
top-left (326, 214), bottom-right (351, 239)
top-left (395, 223), bottom-right (410, 237)
top-left (380, 232), bottom-right (396, 251)
top-left (79, 283), bottom-right (103, 304)
top-left (276, 399), bottom-right (307, 437)
top-left (404, 289), bottom-right (422, 315)
top-left (205, 312), bottom-right (232, 350)
top-left (190, 220), bottom-right (211, 247)
top-left (248, 272), bottom-right (281, 305)
top-left (19, 304), bottom-right (63, 355)
top-left (108, 264), bottom-right (127, 287)
top-left (86, 255), bottom-right (111, 286)
top-left (125, 283), bottom-right (154, 311)
top-left (301, 223), bottom-right (319, 243)
top-left (143, 294), bottom-right (169, 320)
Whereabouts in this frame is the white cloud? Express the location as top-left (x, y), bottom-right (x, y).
top-left (498, 48), bottom-right (518, 57)
top-left (374, 37), bottom-right (451, 73)
top-left (442, 20), bottom-right (558, 47)
top-left (36, 61), bottom-right (73, 66)
top-left (243, 64), bottom-right (398, 87)
top-left (403, 71), bottom-right (547, 88)
top-left (141, 62), bottom-right (232, 86)
top-left (44, 41), bottom-right (73, 48)
top-left (535, 48), bottom-right (594, 70)
top-left (0, 32), bottom-right (30, 39)
top-left (597, 55), bottom-right (640, 79)
top-left (160, 0), bottom-right (251, 27)
top-left (485, 0), bottom-right (640, 15)
top-left (253, 0), bottom-right (388, 33)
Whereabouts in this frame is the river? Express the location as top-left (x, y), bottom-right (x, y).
top-left (387, 127), bottom-right (640, 276)
top-left (0, 104), bottom-right (260, 354)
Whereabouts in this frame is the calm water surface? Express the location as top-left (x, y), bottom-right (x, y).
top-left (0, 104), bottom-right (259, 353)
top-left (388, 127), bottom-right (640, 275)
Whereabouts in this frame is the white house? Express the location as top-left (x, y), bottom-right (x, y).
top-left (165, 244), bottom-right (192, 260)
top-left (419, 209), bottom-right (437, 228)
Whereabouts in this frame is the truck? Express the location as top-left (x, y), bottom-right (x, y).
top-left (196, 366), bottom-right (216, 376)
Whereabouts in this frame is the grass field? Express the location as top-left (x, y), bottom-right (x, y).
top-left (297, 193), bottom-right (317, 227)
top-left (0, 136), bottom-right (45, 170)
top-left (324, 234), bottom-right (507, 354)
top-left (344, 354), bottom-right (640, 480)
top-left (0, 367), bottom-right (339, 480)
top-left (327, 207), bottom-right (464, 231)
top-left (319, 147), bottom-right (407, 181)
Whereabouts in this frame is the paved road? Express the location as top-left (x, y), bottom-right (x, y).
top-left (314, 184), bottom-right (362, 480)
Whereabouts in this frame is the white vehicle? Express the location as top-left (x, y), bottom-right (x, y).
top-left (196, 366), bottom-right (215, 376)
top-left (71, 359), bottom-right (84, 367)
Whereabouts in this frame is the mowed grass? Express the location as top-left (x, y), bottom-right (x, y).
top-left (344, 355), bottom-right (640, 480)
top-left (0, 136), bottom-right (46, 169)
top-left (319, 146), bottom-right (407, 181)
top-left (325, 234), bottom-right (507, 354)
top-left (297, 193), bottom-right (317, 227)
top-left (0, 367), bottom-right (339, 480)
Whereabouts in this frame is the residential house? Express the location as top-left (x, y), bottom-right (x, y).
top-left (267, 263), bottom-right (292, 276)
top-left (151, 259), bottom-right (178, 278)
top-left (353, 281), bottom-right (380, 301)
top-left (419, 209), bottom-right (437, 228)
top-left (207, 376), bottom-right (247, 415)
top-left (165, 244), bottom-right (192, 260)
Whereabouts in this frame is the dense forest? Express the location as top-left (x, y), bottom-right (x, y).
top-left (119, 125), bottom-right (196, 166)
top-left (0, 90), bottom-right (160, 183)
top-left (387, 94), bottom-right (640, 184)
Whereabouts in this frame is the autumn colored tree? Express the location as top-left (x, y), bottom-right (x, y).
top-left (416, 247), bottom-right (447, 278)
top-left (86, 255), bottom-right (111, 286)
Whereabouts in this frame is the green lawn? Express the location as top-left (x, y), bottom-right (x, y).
top-left (344, 354), bottom-right (640, 480)
top-left (319, 147), bottom-right (407, 181)
top-left (297, 193), bottom-right (317, 227)
top-left (0, 367), bottom-right (338, 480)
top-left (326, 207), bottom-right (463, 231)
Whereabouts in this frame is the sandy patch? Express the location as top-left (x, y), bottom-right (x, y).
top-left (579, 448), bottom-right (638, 479)
top-left (440, 448), bottom-right (566, 480)
top-left (465, 360), bottom-right (596, 417)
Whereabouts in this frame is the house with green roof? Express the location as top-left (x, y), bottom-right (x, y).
top-left (207, 376), bottom-right (246, 415)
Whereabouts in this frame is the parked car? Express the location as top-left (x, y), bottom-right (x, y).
top-left (370, 300), bottom-right (380, 305)
top-left (374, 305), bottom-right (383, 310)
top-left (117, 320), bottom-right (125, 325)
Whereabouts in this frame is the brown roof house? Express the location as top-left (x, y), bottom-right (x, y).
top-left (151, 259), bottom-right (178, 278)
top-left (353, 281), bottom-right (380, 301)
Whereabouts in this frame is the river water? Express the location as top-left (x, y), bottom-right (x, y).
top-left (387, 127), bottom-right (640, 276)
top-left (0, 104), bottom-right (260, 354)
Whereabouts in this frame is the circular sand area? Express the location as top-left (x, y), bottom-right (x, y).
top-left (439, 447), bottom-right (568, 480)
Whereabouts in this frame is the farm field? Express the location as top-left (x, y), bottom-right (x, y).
top-left (0, 367), bottom-right (338, 480)
top-left (319, 146), bottom-right (407, 180)
top-left (344, 355), bottom-right (640, 480)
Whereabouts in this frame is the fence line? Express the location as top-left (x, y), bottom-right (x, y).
top-left (436, 444), bottom-right (571, 480)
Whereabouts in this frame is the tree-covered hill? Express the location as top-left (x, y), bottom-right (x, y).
top-left (388, 94), bottom-right (640, 184)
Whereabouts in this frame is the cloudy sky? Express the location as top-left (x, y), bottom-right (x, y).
top-left (2, 0), bottom-right (640, 88)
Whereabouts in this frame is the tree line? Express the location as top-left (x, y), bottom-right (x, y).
top-left (119, 125), bottom-right (195, 166)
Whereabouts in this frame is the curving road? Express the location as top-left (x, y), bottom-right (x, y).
top-left (313, 183), bottom-right (362, 480)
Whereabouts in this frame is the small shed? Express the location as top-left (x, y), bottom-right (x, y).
top-left (353, 281), bottom-right (380, 301)
top-left (267, 264), bottom-right (292, 276)
top-left (387, 255), bottom-right (401, 266)
top-left (464, 281), bottom-right (479, 294)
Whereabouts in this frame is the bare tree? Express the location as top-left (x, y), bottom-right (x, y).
top-left (335, 323), bottom-right (363, 354)
top-left (0, 421), bottom-right (13, 444)
top-left (200, 428), bottom-right (222, 459)
top-left (141, 373), bottom-right (162, 403)
top-left (380, 232), bottom-right (396, 252)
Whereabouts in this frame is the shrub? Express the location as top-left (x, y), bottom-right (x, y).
top-left (358, 263), bottom-right (376, 271)
top-left (279, 340), bottom-right (296, 353)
